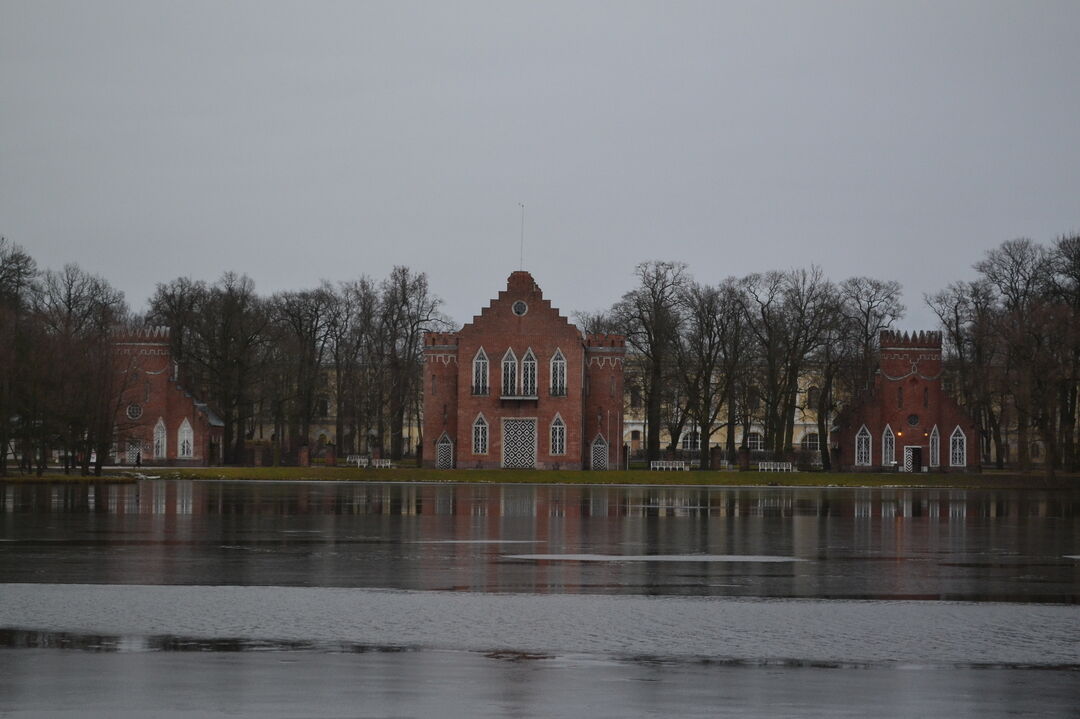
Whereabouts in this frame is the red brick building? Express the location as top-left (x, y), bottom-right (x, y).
top-left (423, 271), bottom-right (625, 470)
top-left (833, 330), bottom-right (979, 472)
top-left (113, 327), bottom-right (223, 466)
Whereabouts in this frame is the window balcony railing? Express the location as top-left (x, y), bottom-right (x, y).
top-left (499, 393), bottom-right (539, 401)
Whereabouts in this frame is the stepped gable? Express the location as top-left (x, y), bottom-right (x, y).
top-left (422, 269), bottom-right (625, 471)
top-left (459, 271), bottom-right (576, 334)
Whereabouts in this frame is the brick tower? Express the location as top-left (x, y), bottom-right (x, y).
top-left (834, 331), bottom-right (979, 472)
top-left (422, 271), bottom-right (625, 470)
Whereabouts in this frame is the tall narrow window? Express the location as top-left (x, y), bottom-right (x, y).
top-left (923, 387), bottom-right (929, 408)
top-left (472, 348), bottom-right (489, 395)
top-left (550, 415), bottom-right (566, 455)
top-left (472, 414), bottom-right (489, 455)
top-left (929, 425), bottom-right (940, 467)
top-left (521, 349), bottom-right (537, 396)
top-left (550, 349), bottom-right (566, 396)
top-left (178, 418), bottom-right (194, 458)
top-left (897, 386), bottom-right (903, 409)
top-left (950, 426), bottom-right (966, 467)
top-left (501, 348), bottom-right (518, 396)
top-left (431, 374), bottom-right (436, 396)
top-left (882, 425), bottom-right (895, 466)
top-left (855, 425), bottom-right (871, 466)
top-left (153, 418), bottom-right (167, 459)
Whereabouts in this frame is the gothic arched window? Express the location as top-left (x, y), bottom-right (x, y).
top-left (472, 414), bottom-right (489, 455)
top-left (855, 425), bottom-right (871, 466)
top-left (882, 425), bottom-right (896, 466)
top-left (929, 425), bottom-right (940, 467)
top-left (153, 418), bottom-right (167, 459)
top-left (950, 426), bottom-right (966, 467)
top-left (550, 349), bottom-right (566, 396)
top-left (550, 415), bottom-right (566, 455)
top-left (178, 418), bottom-right (194, 458)
top-left (472, 348), bottom-right (489, 395)
top-left (501, 348), bottom-right (518, 396)
top-left (521, 349), bottom-right (537, 396)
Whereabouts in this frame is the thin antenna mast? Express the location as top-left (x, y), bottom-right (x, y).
top-left (519, 202), bottom-right (525, 270)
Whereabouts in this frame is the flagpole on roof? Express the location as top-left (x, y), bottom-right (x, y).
top-left (519, 202), bottom-right (525, 270)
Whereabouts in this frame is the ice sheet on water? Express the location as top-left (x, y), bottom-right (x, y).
top-left (411, 540), bottom-right (543, 544)
top-left (504, 553), bottom-right (805, 562)
top-left (3, 583), bottom-right (1078, 668)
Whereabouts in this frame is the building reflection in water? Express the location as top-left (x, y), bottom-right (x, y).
top-left (3, 481), bottom-right (1075, 521)
top-left (1, 480), bottom-right (1077, 601)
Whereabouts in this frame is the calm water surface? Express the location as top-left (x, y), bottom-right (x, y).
top-left (1, 479), bottom-right (1078, 717)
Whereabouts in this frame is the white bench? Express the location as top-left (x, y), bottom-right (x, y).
top-left (757, 461), bottom-right (794, 472)
top-left (650, 460), bottom-right (689, 471)
top-left (371, 458), bottom-right (393, 469)
top-left (346, 455), bottom-right (368, 468)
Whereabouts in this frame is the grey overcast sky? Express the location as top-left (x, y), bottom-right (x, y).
top-left (2, 1), bottom-right (1079, 329)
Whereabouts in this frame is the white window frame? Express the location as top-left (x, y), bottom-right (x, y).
top-left (929, 425), bottom-right (940, 467)
top-left (681, 431), bottom-right (700, 451)
top-left (746, 431), bottom-right (763, 451)
top-left (501, 348), bottom-right (518, 396)
top-left (521, 348), bottom-right (537, 396)
top-left (800, 432), bottom-right (819, 451)
top-left (178, 418), bottom-right (194, 458)
top-left (153, 418), bottom-right (167, 459)
top-left (550, 348), bottom-right (566, 396)
top-left (472, 347), bottom-right (489, 395)
top-left (550, 414), bottom-right (566, 456)
top-left (855, 425), bottom-right (871, 466)
top-left (472, 414), bottom-right (489, 455)
top-left (882, 424), bottom-right (895, 466)
top-left (950, 426), bottom-right (966, 467)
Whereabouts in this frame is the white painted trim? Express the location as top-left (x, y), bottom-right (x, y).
top-left (472, 413), bottom-right (489, 455)
top-left (855, 424), bottom-right (872, 466)
top-left (472, 347), bottom-right (489, 394)
top-left (949, 426), bottom-right (967, 467)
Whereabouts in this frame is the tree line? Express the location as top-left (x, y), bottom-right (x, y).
top-left (590, 235), bottom-right (1078, 477)
top-left (581, 262), bottom-right (905, 470)
top-left (146, 266), bottom-right (447, 465)
top-left (0, 237), bottom-right (447, 474)
top-left (3, 232), bottom-right (1077, 477)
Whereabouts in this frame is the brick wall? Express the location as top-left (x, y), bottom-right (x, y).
top-left (423, 271), bottom-right (625, 470)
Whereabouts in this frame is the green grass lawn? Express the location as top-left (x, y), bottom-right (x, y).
top-left (150, 465), bottom-right (1080, 489)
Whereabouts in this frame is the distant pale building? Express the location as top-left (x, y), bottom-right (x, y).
top-left (423, 271), bottom-right (626, 469)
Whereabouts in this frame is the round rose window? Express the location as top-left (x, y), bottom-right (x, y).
top-left (907, 414), bottom-right (919, 426)
top-left (512, 301), bottom-right (528, 316)
top-left (126, 403), bottom-right (143, 421)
